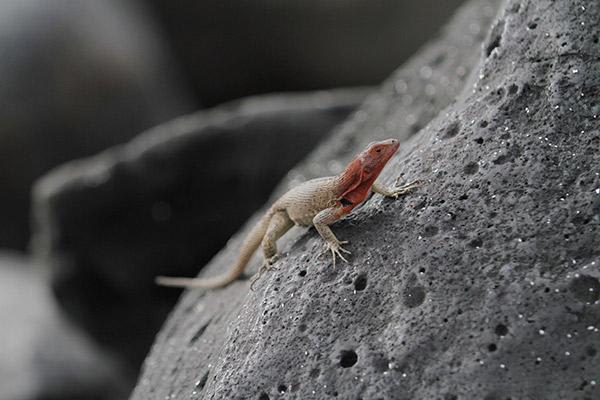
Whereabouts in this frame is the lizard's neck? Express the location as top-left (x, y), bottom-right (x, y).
top-left (334, 158), bottom-right (362, 195)
top-left (334, 153), bottom-right (389, 204)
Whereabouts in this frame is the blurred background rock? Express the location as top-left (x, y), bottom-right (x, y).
top-left (0, 0), bottom-right (465, 398)
top-left (0, 0), bottom-right (195, 251)
top-left (0, 252), bottom-right (131, 400)
top-left (146, 0), bottom-right (466, 106)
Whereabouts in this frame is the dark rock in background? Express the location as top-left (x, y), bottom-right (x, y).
top-left (0, 0), bottom-right (194, 250)
top-left (131, 0), bottom-right (600, 399)
top-left (146, 0), bottom-right (465, 106)
top-left (0, 252), bottom-right (130, 400)
top-left (32, 89), bottom-right (367, 371)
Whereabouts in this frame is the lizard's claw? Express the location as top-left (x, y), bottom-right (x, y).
top-left (325, 240), bottom-right (351, 267)
top-left (394, 176), bottom-right (402, 187)
top-left (408, 179), bottom-right (427, 188)
top-left (250, 254), bottom-right (279, 291)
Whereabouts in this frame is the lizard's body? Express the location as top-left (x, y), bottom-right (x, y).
top-left (156, 139), bottom-right (424, 289)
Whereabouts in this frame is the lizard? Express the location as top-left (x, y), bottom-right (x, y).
top-left (155, 138), bottom-right (424, 290)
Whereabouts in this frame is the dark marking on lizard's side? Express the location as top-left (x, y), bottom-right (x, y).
top-left (340, 198), bottom-right (353, 206)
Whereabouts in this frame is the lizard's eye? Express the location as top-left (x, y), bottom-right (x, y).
top-left (376, 148), bottom-right (381, 153)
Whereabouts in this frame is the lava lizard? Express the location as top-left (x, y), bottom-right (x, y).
top-left (156, 138), bottom-right (424, 289)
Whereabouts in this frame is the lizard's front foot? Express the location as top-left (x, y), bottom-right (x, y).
top-left (250, 254), bottom-right (279, 291)
top-left (390, 178), bottom-right (427, 198)
top-left (324, 240), bottom-right (351, 267)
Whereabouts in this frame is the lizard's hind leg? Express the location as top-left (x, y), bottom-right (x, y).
top-left (250, 211), bottom-right (294, 290)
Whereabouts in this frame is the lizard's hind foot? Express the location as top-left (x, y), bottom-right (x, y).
top-left (250, 255), bottom-right (279, 291)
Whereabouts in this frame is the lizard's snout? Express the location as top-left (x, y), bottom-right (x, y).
top-left (386, 138), bottom-right (400, 151)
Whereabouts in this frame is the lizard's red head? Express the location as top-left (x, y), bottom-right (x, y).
top-left (335, 138), bottom-right (400, 205)
top-left (359, 138), bottom-right (400, 178)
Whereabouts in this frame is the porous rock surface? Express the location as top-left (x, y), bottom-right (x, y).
top-left (132, 0), bottom-right (600, 399)
top-left (32, 89), bottom-right (366, 371)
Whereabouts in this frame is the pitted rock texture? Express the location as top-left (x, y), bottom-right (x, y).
top-left (32, 89), bottom-right (366, 370)
top-left (132, 0), bottom-right (600, 399)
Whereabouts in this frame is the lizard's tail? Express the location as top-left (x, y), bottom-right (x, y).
top-left (155, 209), bottom-right (274, 289)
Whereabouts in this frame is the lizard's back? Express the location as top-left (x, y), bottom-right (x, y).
top-left (274, 176), bottom-right (339, 226)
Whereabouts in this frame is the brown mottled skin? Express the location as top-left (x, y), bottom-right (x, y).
top-left (156, 139), bottom-right (424, 289)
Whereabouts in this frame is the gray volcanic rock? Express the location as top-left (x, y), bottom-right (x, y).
top-left (146, 0), bottom-right (464, 106)
top-left (131, 0), bottom-right (600, 399)
top-left (32, 89), bottom-right (367, 371)
top-left (0, 252), bottom-right (129, 400)
top-left (0, 0), bottom-right (194, 249)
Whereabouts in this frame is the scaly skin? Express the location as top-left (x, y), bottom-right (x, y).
top-left (156, 139), bottom-right (425, 289)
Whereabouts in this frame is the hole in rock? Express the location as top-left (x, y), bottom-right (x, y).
top-left (424, 225), bottom-right (439, 237)
top-left (403, 285), bottom-right (426, 308)
top-left (493, 154), bottom-right (509, 165)
top-left (488, 343), bottom-right (497, 352)
top-left (443, 121), bottom-right (460, 139)
top-left (569, 275), bottom-right (600, 303)
top-left (354, 274), bottom-right (367, 291)
top-left (468, 238), bottom-right (483, 248)
top-left (495, 324), bottom-right (509, 336)
top-left (278, 385), bottom-right (287, 393)
top-left (340, 350), bottom-right (358, 368)
top-left (298, 270), bottom-right (307, 277)
top-left (464, 162), bottom-right (479, 175)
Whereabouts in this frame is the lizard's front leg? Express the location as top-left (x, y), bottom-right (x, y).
top-left (312, 207), bottom-right (351, 267)
top-left (250, 211), bottom-right (294, 290)
top-left (372, 179), bottom-right (426, 199)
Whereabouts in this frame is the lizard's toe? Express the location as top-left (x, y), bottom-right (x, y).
top-left (336, 250), bottom-right (349, 263)
top-left (326, 241), bottom-right (350, 266)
